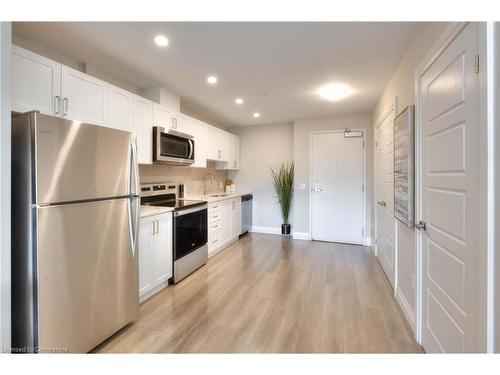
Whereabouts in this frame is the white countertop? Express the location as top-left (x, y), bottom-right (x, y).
top-left (183, 192), bottom-right (252, 203)
top-left (140, 205), bottom-right (174, 218)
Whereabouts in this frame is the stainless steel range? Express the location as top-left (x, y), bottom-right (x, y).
top-left (140, 183), bottom-right (208, 283)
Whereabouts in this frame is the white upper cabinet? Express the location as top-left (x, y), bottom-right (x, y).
top-left (171, 112), bottom-right (193, 135)
top-left (232, 135), bottom-right (240, 170)
top-left (60, 65), bottom-right (108, 125)
top-left (108, 85), bottom-right (133, 132)
top-left (152, 103), bottom-right (172, 128)
top-left (12, 45), bottom-right (61, 116)
top-left (223, 134), bottom-right (240, 170)
top-left (133, 95), bottom-right (154, 164)
top-left (191, 120), bottom-right (208, 168)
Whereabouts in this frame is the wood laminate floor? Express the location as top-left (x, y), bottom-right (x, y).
top-left (94, 233), bottom-right (422, 353)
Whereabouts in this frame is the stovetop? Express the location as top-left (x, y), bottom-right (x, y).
top-left (139, 182), bottom-right (207, 211)
top-left (141, 198), bottom-right (207, 211)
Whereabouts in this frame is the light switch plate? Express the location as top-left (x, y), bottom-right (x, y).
top-left (298, 183), bottom-right (306, 190)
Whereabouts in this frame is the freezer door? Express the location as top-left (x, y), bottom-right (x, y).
top-left (34, 113), bottom-right (136, 205)
top-left (36, 198), bottom-right (139, 353)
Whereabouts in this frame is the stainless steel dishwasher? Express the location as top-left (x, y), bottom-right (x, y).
top-left (240, 194), bottom-right (253, 237)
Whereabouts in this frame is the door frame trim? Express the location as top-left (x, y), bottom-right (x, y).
top-left (309, 129), bottom-right (367, 245)
top-left (414, 22), bottom-right (490, 351)
top-left (373, 103), bottom-right (396, 260)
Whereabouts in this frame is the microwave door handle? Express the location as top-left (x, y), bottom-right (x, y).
top-left (188, 139), bottom-right (194, 159)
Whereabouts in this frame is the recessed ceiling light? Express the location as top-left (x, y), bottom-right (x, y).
top-left (317, 83), bottom-right (352, 102)
top-left (235, 98), bottom-right (244, 105)
top-left (207, 76), bottom-right (218, 85)
top-left (154, 35), bottom-right (169, 47)
top-left (253, 112), bottom-right (260, 118)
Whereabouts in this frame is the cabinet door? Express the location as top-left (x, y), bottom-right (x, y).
top-left (61, 66), bottom-right (108, 125)
top-left (207, 126), bottom-right (223, 161)
top-left (192, 120), bottom-right (208, 168)
top-left (12, 45), bottom-right (61, 115)
top-left (139, 218), bottom-right (155, 297)
top-left (232, 135), bottom-right (240, 170)
top-left (108, 85), bottom-right (133, 132)
top-left (220, 200), bottom-right (232, 246)
top-left (171, 112), bottom-right (193, 135)
top-left (230, 198), bottom-right (242, 238)
top-left (133, 96), bottom-right (154, 164)
top-left (219, 131), bottom-right (231, 162)
top-left (153, 104), bottom-right (172, 128)
top-left (154, 213), bottom-right (173, 285)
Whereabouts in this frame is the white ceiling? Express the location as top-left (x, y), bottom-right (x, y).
top-left (13, 22), bottom-right (421, 126)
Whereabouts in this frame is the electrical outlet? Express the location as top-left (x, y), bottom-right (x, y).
top-left (298, 183), bottom-right (306, 190)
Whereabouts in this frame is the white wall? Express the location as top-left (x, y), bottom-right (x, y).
top-left (228, 123), bottom-right (293, 233)
top-left (293, 113), bottom-right (373, 239)
top-left (0, 22), bottom-right (11, 352)
top-left (372, 22), bottom-right (449, 331)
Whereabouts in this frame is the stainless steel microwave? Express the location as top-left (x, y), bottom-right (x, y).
top-left (153, 126), bottom-right (195, 165)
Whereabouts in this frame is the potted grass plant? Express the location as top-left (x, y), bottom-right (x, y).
top-left (269, 162), bottom-right (295, 235)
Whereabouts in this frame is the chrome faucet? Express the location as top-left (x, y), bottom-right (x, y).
top-left (203, 173), bottom-right (215, 195)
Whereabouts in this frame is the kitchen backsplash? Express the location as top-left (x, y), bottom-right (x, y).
top-left (139, 162), bottom-right (228, 196)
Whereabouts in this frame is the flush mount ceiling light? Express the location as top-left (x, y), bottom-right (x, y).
top-left (154, 35), bottom-right (169, 47)
top-left (235, 98), bottom-right (244, 105)
top-left (253, 112), bottom-right (260, 118)
top-left (317, 83), bottom-right (352, 102)
top-left (207, 76), bottom-right (218, 85)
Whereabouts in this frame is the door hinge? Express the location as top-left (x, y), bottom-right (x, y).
top-left (475, 55), bottom-right (480, 73)
top-left (375, 141), bottom-right (378, 148)
top-left (362, 184), bottom-right (364, 192)
top-left (362, 140), bottom-right (365, 148)
top-left (362, 228), bottom-right (365, 236)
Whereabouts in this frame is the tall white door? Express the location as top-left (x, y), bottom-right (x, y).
top-left (375, 110), bottom-right (396, 287)
top-left (311, 131), bottom-right (364, 244)
top-left (420, 23), bottom-right (482, 352)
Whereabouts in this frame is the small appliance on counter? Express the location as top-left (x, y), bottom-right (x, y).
top-left (240, 194), bottom-right (253, 237)
top-left (178, 183), bottom-right (186, 198)
top-left (140, 183), bottom-right (208, 283)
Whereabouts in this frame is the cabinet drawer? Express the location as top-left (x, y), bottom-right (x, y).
top-left (209, 221), bottom-right (222, 232)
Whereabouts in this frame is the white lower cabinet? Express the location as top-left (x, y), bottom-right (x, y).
top-left (138, 212), bottom-right (173, 302)
top-left (208, 198), bottom-right (241, 257)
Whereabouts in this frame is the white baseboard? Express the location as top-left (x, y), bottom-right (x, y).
top-left (396, 287), bottom-right (416, 334)
top-left (250, 226), bottom-right (281, 235)
top-left (293, 232), bottom-right (311, 240)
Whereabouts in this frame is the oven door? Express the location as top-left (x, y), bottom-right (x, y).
top-left (173, 206), bottom-right (208, 260)
top-left (154, 127), bottom-right (194, 165)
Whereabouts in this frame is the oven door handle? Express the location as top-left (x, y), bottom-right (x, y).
top-left (175, 205), bottom-right (208, 216)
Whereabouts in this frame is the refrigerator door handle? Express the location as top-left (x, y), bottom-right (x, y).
top-left (127, 138), bottom-right (140, 257)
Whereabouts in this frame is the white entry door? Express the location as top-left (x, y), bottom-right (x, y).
top-left (419, 23), bottom-right (482, 352)
top-left (375, 110), bottom-right (396, 287)
top-left (311, 131), bottom-right (365, 244)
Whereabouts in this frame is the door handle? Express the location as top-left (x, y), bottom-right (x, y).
top-left (377, 201), bottom-right (386, 207)
top-left (415, 221), bottom-right (427, 231)
top-left (312, 187), bottom-right (323, 192)
top-left (54, 96), bottom-right (61, 115)
top-left (63, 97), bottom-right (68, 116)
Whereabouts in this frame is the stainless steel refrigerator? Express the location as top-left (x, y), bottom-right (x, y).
top-left (11, 112), bottom-right (140, 353)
